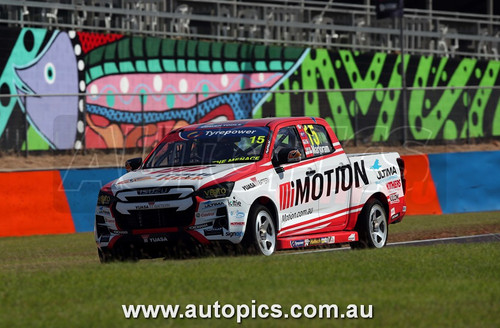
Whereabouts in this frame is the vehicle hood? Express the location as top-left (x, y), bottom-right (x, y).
top-left (110, 163), bottom-right (256, 194)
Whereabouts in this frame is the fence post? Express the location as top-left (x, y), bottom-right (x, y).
top-left (141, 93), bottom-right (145, 154)
top-left (354, 97), bottom-right (359, 147)
top-left (196, 92), bottom-right (200, 124)
top-left (465, 89), bottom-right (470, 144)
top-left (82, 94), bottom-right (87, 155)
top-left (24, 95), bottom-right (28, 157)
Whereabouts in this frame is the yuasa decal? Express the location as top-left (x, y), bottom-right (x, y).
top-left (279, 161), bottom-right (369, 210)
top-left (242, 182), bottom-right (257, 191)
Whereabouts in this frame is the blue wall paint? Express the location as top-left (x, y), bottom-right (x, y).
top-left (428, 150), bottom-right (500, 214)
top-left (59, 168), bottom-right (126, 232)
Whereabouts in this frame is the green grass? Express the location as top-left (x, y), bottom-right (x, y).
top-left (0, 213), bottom-right (499, 328)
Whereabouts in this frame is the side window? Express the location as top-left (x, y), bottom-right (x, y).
top-left (272, 126), bottom-right (305, 159)
top-left (299, 124), bottom-right (334, 158)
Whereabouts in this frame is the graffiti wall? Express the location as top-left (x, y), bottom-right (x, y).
top-left (0, 26), bottom-right (499, 151)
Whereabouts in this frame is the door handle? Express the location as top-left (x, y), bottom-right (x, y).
top-left (306, 169), bottom-right (316, 176)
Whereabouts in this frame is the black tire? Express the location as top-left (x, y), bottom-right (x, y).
top-left (350, 199), bottom-right (388, 249)
top-left (244, 204), bottom-right (277, 256)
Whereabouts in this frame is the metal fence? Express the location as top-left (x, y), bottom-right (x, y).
top-left (1, 86), bottom-right (499, 156)
top-left (0, 0), bottom-right (499, 59)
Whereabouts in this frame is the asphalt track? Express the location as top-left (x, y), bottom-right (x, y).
top-left (280, 233), bottom-right (500, 256)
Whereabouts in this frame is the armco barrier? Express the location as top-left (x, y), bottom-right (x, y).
top-left (0, 151), bottom-right (498, 237)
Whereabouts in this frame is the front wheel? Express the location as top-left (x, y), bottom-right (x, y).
top-left (245, 205), bottom-right (276, 256)
top-left (350, 199), bottom-right (388, 249)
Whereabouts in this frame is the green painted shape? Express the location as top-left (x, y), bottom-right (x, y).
top-left (22, 125), bottom-right (50, 150)
top-left (132, 37), bottom-right (144, 57)
top-left (269, 61), bottom-right (282, 70)
top-left (224, 61), bottom-right (239, 72)
top-left (492, 97), bottom-right (500, 136)
top-left (268, 46), bottom-right (281, 59)
top-left (240, 61), bottom-right (253, 71)
top-left (198, 60), bottom-right (211, 72)
top-left (468, 61), bottom-right (500, 137)
top-left (254, 45), bottom-right (267, 59)
top-left (432, 57), bottom-right (448, 87)
top-left (177, 59), bottom-right (186, 72)
top-left (211, 42), bottom-right (222, 58)
top-left (135, 60), bottom-right (147, 72)
top-left (339, 50), bottom-right (387, 115)
top-left (407, 56), bottom-right (434, 141)
top-left (103, 62), bottom-right (119, 75)
top-left (274, 80), bottom-right (292, 117)
top-left (104, 42), bottom-right (117, 60)
top-left (187, 59), bottom-right (198, 72)
top-left (187, 40), bottom-right (197, 57)
top-left (443, 119), bottom-right (458, 140)
top-left (197, 41), bottom-right (209, 58)
top-left (117, 38), bottom-right (131, 60)
top-left (161, 39), bottom-right (175, 57)
top-left (255, 61), bottom-right (267, 71)
top-left (212, 61), bottom-right (223, 72)
top-left (89, 66), bottom-right (104, 80)
top-left (88, 46), bottom-right (105, 66)
top-left (301, 49), bottom-right (353, 140)
top-left (162, 59), bottom-right (176, 71)
top-left (372, 54), bottom-right (410, 141)
top-left (119, 61), bottom-right (135, 73)
top-left (176, 40), bottom-right (187, 57)
top-left (0, 28), bottom-right (47, 136)
top-left (147, 59), bottom-right (162, 72)
top-left (145, 37), bottom-right (160, 57)
top-left (224, 43), bottom-right (238, 59)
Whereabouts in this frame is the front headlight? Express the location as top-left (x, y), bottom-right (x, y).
top-left (197, 182), bottom-right (235, 200)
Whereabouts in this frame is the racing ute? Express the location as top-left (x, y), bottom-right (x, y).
top-left (95, 117), bottom-right (406, 261)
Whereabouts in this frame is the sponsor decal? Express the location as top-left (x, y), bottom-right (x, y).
top-left (230, 221), bottom-right (245, 226)
top-left (230, 210), bottom-right (245, 219)
top-left (150, 166), bottom-right (212, 174)
top-left (311, 145), bottom-right (330, 155)
top-left (287, 150), bottom-right (302, 160)
top-left (156, 173), bottom-right (209, 181)
top-left (195, 210), bottom-right (218, 219)
top-left (96, 206), bottom-right (111, 216)
top-left (279, 161), bottom-right (369, 210)
top-left (228, 199), bottom-right (242, 207)
top-left (242, 182), bottom-right (256, 191)
top-left (98, 194), bottom-right (111, 205)
top-left (386, 180), bottom-right (402, 190)
top-left (250, 177), bottom-right (270, 186)
top-left (116, 176), bottom-right (152, 185)
top-left (227, 156), bottom-right (261, 163)
top-left (348, 233), bottom-right (356, 241)
top-left (100, 236), bottom-right (110, 242)
top-left (376, 166), bottom-right (398, 180)
top-left (179, 130), bottom-right (203, 139)
top-left (204, 129), bottom-right (258, 137)
top-left (320, 237), bottom-right (336, 244)
top-left (188, 222), bottom-right (212, 230)
top-left (198, 122), bottom-right (247, 129)
top-left (305, 238), bottom-right (322, 247)
top-left (370, 159), bottom-right (382, 170)
top-left (391, 213), bottom-right (400, 220)
top-left (137, 187), bottom-right (171, 195)
top-left (281, 208), bottom-right (314, 222)
top-left (225, 232), bottom-right (243, 237)
top-left (389, 193), bottom-right (400, 204)
top-left (148, 236), bottom-right (168, 243)
top-left (290, 240), bottom-right (305, 248)
top-left (199, 200), bottom-right (225, 210)
top-left (110, 229), bottom-right (128, 235)
top-left (403, 206), bottom-right (407, 212)
top-left (391, 208), bottom-right (396, 216)
top-left (203, 228), bottom-right (224, 236)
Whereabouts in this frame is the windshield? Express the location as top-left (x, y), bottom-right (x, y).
top-left (144, 126), bottom-right (270, 168)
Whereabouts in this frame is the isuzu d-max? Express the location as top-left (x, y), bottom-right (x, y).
top-left (95, 117), bottom-right (406, 261)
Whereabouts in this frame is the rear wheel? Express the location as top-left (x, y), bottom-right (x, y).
top-left (245, 205), bottom-right (276, 256)
top-left (350, 199), bottom-right (388, 249)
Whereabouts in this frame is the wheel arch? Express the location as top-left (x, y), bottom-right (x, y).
top-left (250, 196), bottom-right (279, 229)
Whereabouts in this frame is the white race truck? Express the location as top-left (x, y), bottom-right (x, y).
top-left (95, 117), bottom-right (406, 261)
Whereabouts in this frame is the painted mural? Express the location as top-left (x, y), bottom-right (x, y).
top-left (0, 26), bottom-right (499, 151)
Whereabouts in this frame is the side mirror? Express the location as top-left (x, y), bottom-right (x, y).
top-left (273, 148), bottom-right (302, 166)
top-left (125, 157), bottom-right (142, 172)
